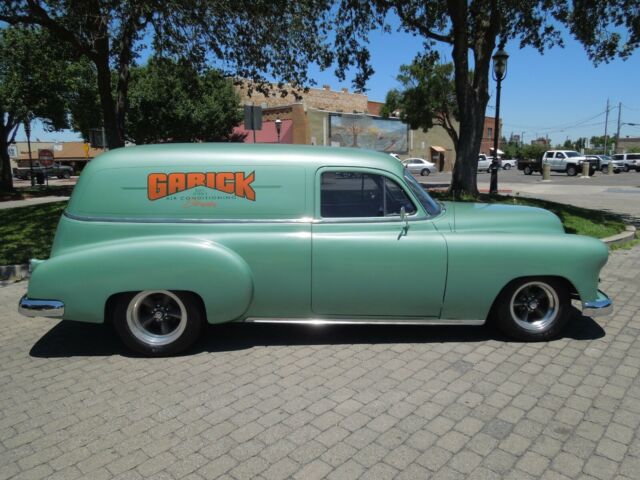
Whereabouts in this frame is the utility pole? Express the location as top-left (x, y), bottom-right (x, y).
top-left (603, 98), bottom-right (610, 155)
top-left (614, 102), bottom-right (622, 154)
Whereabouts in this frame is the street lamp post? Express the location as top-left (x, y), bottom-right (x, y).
top-left (275, 118), bottom-right (282, 143)
top-left (490, 45), bottom-right (509, 195)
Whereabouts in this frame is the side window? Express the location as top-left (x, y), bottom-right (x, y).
top-left (629, 154), bottom-right (640, 160)
top-left (556, 152), bottom-right (565, 159)
top-left (320, 172), bottom-right (416, 218)
top-left (613, 154), bottom-right (622, 160)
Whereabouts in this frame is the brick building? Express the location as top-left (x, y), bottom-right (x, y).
top-left (234, 82), bottom-right (499, 172)
top-left (616, 137), bottom-right (640, 153)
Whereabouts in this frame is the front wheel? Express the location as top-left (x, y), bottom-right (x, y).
top-left (503, 164), bottom-right (511, 170)
top-left (623, 165), bottom-right (629, 172)
top-left (63, 171), bottom-right (71, 179)
top-left (421, 169), bottom-right (430, 176)
top-left (112, 290), bottom-right (205, 356)
top-left (566, 165), bottom-right (577, 176)
top-left (493, 278), bottom-right (570, 341)
top-left (523, 166), bottom-right (532, 175)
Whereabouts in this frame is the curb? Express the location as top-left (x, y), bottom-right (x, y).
top-left (601, 225), bottom-right (637, 246)
top-left (0, 264), bottom-right (29, 285)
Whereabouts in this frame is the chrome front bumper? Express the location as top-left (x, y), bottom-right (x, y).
top-left (18, 295), bottom-right (65, 318)
top-left (582, 290), bottom-right (613, 318)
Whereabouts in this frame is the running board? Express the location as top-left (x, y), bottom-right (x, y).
top-left (243, 317), bottom-right (485, 326)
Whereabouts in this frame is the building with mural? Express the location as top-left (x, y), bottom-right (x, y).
top-left (234, 82), bottom-right (500, 172)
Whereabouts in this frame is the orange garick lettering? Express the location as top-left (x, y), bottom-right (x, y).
top-left (147, 172), bottom-right (256, 201)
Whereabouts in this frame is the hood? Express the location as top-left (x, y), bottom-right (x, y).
top-left (442, 202), bottom-right (564, 234)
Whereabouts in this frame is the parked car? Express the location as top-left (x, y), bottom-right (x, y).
top-left (477, 154), bottom-right (492, 172)
top-left (500, 158), bottom-right (517, 170)
top-left (542, 150), bottom-right (598, 176)
top-left (12, 161), bottom-right (73, 180)
top-left (611, 153), bottom-right (640, 172)
top-left (586, 155), bottom-right (624, 173)
top-left (19, 144), bottom-right (612, 355)
top-left (402, 158), bottom-right (437, 176)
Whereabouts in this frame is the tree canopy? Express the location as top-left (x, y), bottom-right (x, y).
top-left (382, 54), bottom-right (459, 149)
top-left (126, 58), bottom-right (242, 144)
top-left (337, 0), bottom-right (640, 195)
top-left (0, 26), bottom-right (72, 191)
top-left (0, 1), bottom-right (373, 149)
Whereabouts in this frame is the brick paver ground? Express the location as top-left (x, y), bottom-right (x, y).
top-left (0, 245), bottom-right (639, 480)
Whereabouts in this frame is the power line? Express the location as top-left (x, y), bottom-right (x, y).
top-left (502, 108), bottom-right (608, 131)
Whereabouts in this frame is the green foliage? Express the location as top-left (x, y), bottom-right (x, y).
top-left (0, 26), bottom-right (75, 191)
top-left (0, 1), bottom-right (375, 149)
top-left (126, 58), bottom-right (242, 144)
top-left (0, 27), bottom-right (70, 132)
top-left (380, 89), bottom-right (402, 118)
top-left (66, 60), bottom-right (102, 141)
top-left (627, 146), bottom-right (640, 153)
top-left (383, 55), bottom-right (458, 147)
top-left (497, 141), bottom-right (546, 160)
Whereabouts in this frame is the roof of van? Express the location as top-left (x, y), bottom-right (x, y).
top-left (66, 143), bottom-right (408, 220)
top-left (87, 143), bottom-right (404, 175)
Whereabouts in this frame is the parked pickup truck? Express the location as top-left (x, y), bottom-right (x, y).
top-left (13, 162), bottom-right (74, 180)
top-left (518, 150), bottom-right (598, 176)
top-left (543, 150), bottom-right (598, 176)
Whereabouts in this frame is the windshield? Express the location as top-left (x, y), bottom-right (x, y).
top-left (403, 170), bottom-right (441, 216)
top-left (565, 151), bottom-right (581, 158)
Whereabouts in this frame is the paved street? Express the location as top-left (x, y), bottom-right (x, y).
top-left (1, 245), bottom-right (639, 479)
top-left (421, 169), bottom-right (640, 226)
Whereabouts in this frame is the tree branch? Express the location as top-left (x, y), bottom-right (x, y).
top-left (2, 1), bottom-right (94, 59)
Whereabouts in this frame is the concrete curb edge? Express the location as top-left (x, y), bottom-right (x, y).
top-left (601, 225), bottom-right (637, 246)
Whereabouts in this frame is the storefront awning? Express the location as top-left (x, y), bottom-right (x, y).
top-left (431, 145), bottom-right (446, 152)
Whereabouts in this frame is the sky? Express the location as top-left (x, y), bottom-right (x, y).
top-left (17, 15), bottom-right (640, 147)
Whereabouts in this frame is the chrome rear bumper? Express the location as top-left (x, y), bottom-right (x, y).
top-left (583, 290), bottom-right (613, 318)
top-left (18, 295), bottom-right (65, 318)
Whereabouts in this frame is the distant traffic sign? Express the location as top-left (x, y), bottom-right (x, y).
top-left (38, 149), bottom-right (54, 167)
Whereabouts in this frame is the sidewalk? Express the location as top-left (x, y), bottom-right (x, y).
top-left (0, 196), bottom-right (69, 210)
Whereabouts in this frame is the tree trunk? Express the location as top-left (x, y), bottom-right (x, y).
top-left (0, 135), bottom-right (14, 192)
top-left (94, 44), bottom-right (124, 149)
top-left (450, 98), bottom-right (487, 197)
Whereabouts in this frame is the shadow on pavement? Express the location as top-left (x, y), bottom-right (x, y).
top-left (30, 310), bottom-right (605, 358)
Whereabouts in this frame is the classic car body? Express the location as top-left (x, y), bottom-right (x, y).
top-left (19, 144), bottom-right (612, 355)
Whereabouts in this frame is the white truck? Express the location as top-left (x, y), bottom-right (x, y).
top-left (541, 150), bottom-right (598, 176)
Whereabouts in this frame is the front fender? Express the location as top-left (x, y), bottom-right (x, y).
top-left (441, 233), bottom-right (608, 320)
top-left (27, 237), bottom-right (253, 324)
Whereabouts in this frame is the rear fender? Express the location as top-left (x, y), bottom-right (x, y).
top-left (27, 237), bottom-right (253, 324)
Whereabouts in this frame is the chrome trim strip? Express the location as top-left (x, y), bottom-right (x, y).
top-left (64, 211), bottom-right (313, 224)
top-left (582, 290), bottom-right (613, 318)
top-left (18, 295), bottom-right (65, 318)
top-left (64, 211), bottom-right (430, 225)
top-left (243, 317), bottom-right (485, 326)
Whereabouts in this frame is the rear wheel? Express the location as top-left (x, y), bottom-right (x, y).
top-left (112, 290), bottom-right (205, 356)
top-left (420, 169), bottom-right (430, 176)
top-left (493, 278), bottom-right (570, 341)
top-left (63, 171), bottom-right (71, 179)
